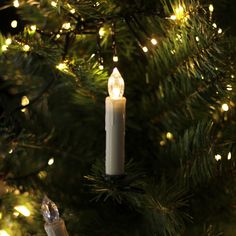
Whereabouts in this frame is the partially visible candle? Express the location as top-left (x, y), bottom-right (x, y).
top-left (41, 196), bottom-right (69, 236)
top-left (105, 68), bottom-right (126, 175)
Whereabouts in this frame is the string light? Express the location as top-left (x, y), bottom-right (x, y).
top-left (226, 84), bottom-right (232, 91)
top-left (218, 28), bottom-right (222, 34)
top-left (56, 34), bottom-right (61, 39)
top-left (227, 152), bottom-right (232, 160)
top-left (21, 96), bottom-right (29, 112)
top-left (70, 8), bottom-right (76, 14)
top-left (195, 36), bottom-right (200, 42)
top-left (214, 154), bottom-right (221, 161)
top-left (14, 205), bottom-right (30, 217)
top-left (166, 132), bottom-right (173, 140)
top-left (209, 4), bottom-right (214, 12)
top-left (150, 38), bottom-right (157, 45)
top-left (8, 149), bottom-right (13, 154)
top-left (99, 27), bottom-right (106, 37)
top-left (1, 45), bottom-right (8, 52)
top-left (5, 38), bottom-right (12, 45)
top-left (62, 22), bottom-right (71, 30)
top-left (142, 46), bottom-right (148, 53)
top-left (113, 55), bottom-right (119, 62)
top-left (30, 25), bottom-right (36, 32)
top-left (13, 0), bottom-right (19, 8)
top-left (56, 62), bottom-right (68, 71)
top-left (23, 45), bottom-right (30, 52)
top-left (13, 211), bottom-right (20, 217)
top-left (212, 23), bottom-right (217, 28)
top-left (0, 230), bottom-right (10, 236)
top-left (51, 1), bottom-right (57, 7)
top-left (159, 140), bottom-right (166, 146)
top-left (170, 5), bottom-right (188, 21)
top-left (11, 20), bottom-right (18, 28)
top-left (170, 15), bottom-right (177, 20)
top-left (99, 65), bottom-right (104, 70)
top-left (231, 75), bottom-right (235, 79)
top-left (48, 158), bottom-right (54, 166)
top-left (221, 103), bottom-right (229, 111)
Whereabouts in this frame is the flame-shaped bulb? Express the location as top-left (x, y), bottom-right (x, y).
top-left (41, 196), bottom-right (60, 223)
top-left (108, 68), bottom-right (124, 99)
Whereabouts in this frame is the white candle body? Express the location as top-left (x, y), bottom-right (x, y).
top-left (44, 218), bottom-right (69, 236)
top-left (105, 97), bottom-right (126, 175)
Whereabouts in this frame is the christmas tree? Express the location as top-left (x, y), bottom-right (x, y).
top-left (0, 0), bottom-right (236, 235)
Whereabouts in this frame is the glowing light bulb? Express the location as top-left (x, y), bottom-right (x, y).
top-left (113, 55), bottom-right (118, 62)
top-left (231, 75), bottom-right (235, 79)
top-left (99, 27), bottom-right (106, 37)
top-left (1, 45), bottom-right (8, 52)
top-left (30, 25), bottom-right (36, 31)
top-left (108, 68), bottom-right (124, 99)
top-left (166, 132), bottom-right (173, 140)
top-left (23, 45), bottom-right (30, 52)
top-left (0, 230), bottom-right (10, 236)
top-left (218, 28), bottom-right (222, 34)
top-left (226, 84), bottom-right (232, 91)
top-left (48, 158), bottom-right (54, 166)
top-left (151, 38), bottom-right (157, 45)
top-left (212, 23), bottom-right (217, 28)
top-left (21, 96), bottom-right (29, 106)
top-left (195, 36), bottom-right (199, 42)
top-left (209, 4), bottom-right (214, 12)
top-left (11, 20), bottom-right (18, 28)
top-left (170, 15), bottom-right (177, 20)
top-left (62, 22), bottom-right (71, 30)
top-left (51, 1), bottom-right (57, 7)
top-left (70, 8), bottom-right (76, 14)
top-left (228, 152), bottom-right (232, 160)
top-left (56, 62), bottom-right (67, 71)
top-left (13, 0), bottom-right (19, 8)
top-left (215, 154), bottom-right (221, 161)
top-left (142, 46), bottom-right (148, 53)
top-left (56, 34), bottom-right (60, 39)
top-left (99, 64), bottom-right (104, 70)
top-left (14, 205), bottom-right (30, 217)
top-left (5, 38), bottom-right (12, 45)
top-left (221, 103), bottom-right (229, 111)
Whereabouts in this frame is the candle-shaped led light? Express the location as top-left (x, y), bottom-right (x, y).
top-left (108, 67), bottom-right (124, 99)
top-left (105, 68), bottom-right (126, 175)
top-left (41, 196), bottom-right (68, 236)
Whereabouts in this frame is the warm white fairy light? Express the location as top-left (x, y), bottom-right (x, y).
top-left (1, 45), bottom-right (8, 52)
top-left (70, 8), bottom-right (76, 14)
top-left (214, 154), bottom-right (221, 161)
top-left (5, 38), bottom-right (12, 45)
top-left (151, 38), bottom-right (157, 45)
top-left (231, 75), bottom-right (235, 79)
top-left (11, 20), bottom-right (18, 28)
top-left (8, 149), bottom-right (13, 154)
top-left (212, 23), bottom-right (217, 28)
top-left (113, 56), bottom-right (119, 62)
top-left (13, 0), bottom-right (20, 8)
top-left (226, 84), bottom-right (232, 91)
top-left (227, 152), bottom-right (232, 160)
top-left (170, 15), bottom-right (177, 20)
top-left (166, 132), bottom-right (173, 140)
top-left (48, 158), bottom-right (54, 166)
top-left (221, 103), bottom-right (229, 111)
top-left (108, 67), bottom-right (124, 99)
top-left (30, 25), bottom-right (36, 31)
top-left (13, 211), bottom-right (20, 217)
top-left (62, 22), bottom-right (71, 30)
top-left (0, 230), bottom-right (10, 236)
top-left (56, 62), bottom-right (68, 71)
top-left (170, 49), bottom-right (176, 54)
top-left (209, 4), bottom-right (214, 12)
top-left (195, 36), bottom-right (200, 42)
top-left (51, 1), bottom-right (57, 7)
top-left (14, 205), bottom-right (30, 217)
top-left (142, 46), bottom-right (148, 53)
top-left (21, 96), bottom-right (29, 112)
top-left (99, 27), bottom-right (106, 37)
top-left (218, 28), bottom-right (222, 34)
top-left (23, 45), bottom-right (30, 52)
top-left (99, 65), bottom-right (104, 70)
top-left (56, 34), bottom-right (61, 39)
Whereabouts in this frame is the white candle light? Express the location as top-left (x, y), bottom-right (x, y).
top-left (41, 196), bottom-right (69, 236)
top-left (105, 68), bottom-right (126, 175)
